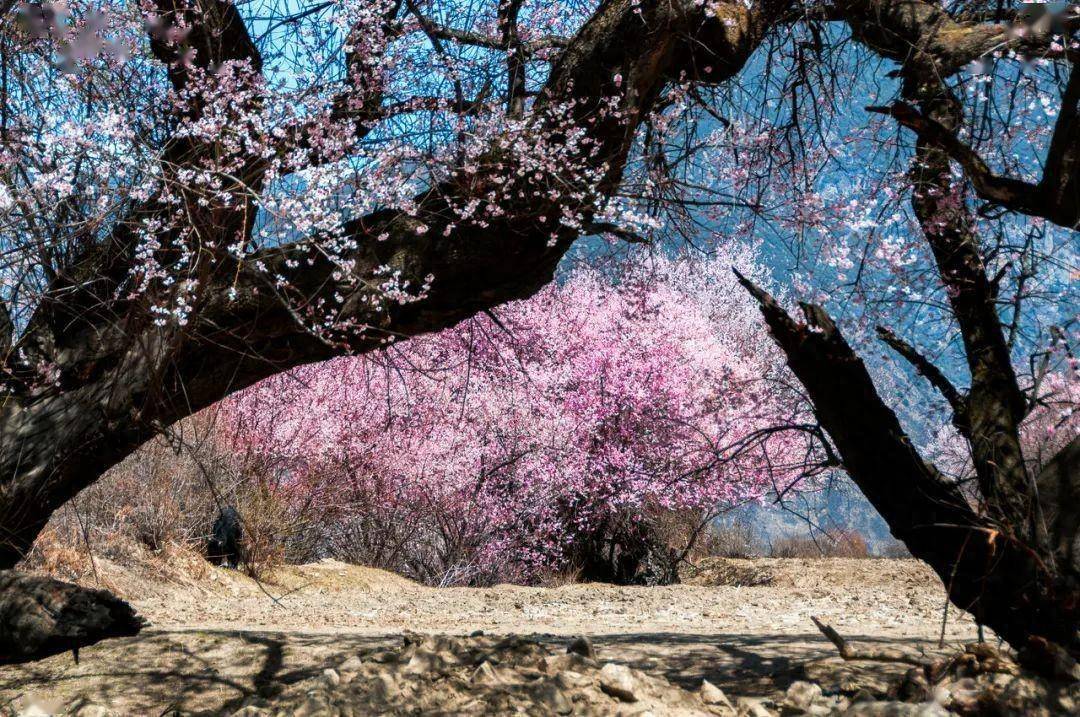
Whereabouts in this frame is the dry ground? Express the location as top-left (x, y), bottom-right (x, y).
top-left (0, 557), bottom-right (985, 715)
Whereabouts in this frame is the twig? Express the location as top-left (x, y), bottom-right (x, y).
top-left (811, 616), bottom-right (932, 667)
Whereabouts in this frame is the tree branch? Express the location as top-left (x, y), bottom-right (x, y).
top-left (422, 20), bottom-right (568, 54)
top-left (876, 325), bottom-right (969, 432)
top-left (868, 98), bottom-right (1080, 230)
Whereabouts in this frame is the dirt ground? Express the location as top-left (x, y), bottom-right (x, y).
top-left (0, 557), bottom-right (986, 715)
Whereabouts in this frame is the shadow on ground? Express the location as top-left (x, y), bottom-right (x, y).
top-left (0, 628), bottom-right (949, 714)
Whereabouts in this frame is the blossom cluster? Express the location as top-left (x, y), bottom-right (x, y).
top-left (218, 248), bottom-right (811, 582)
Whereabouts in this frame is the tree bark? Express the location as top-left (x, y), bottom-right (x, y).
top-left (0, 571), bottom-right (145, 664)
top-left (736, 273), bottom-right (1080, 660)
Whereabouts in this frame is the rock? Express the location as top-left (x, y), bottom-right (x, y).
top-left (736, 696), bottom-right (775, 716)
top-left (337, 655), bottom-right (364, 682)
top-left (73, 706), bottom-right (112, 717)
top-left (322, 668), bottom-right (340, 687)
top-left (367, 649), bottom-right (398, 664)
top-left (470, 661), bottom-right (501, 685)
top-left (599, 663), bottom-right (639, 702)
top-left (782, 681), bottom-right (822, 712)
top-left (894, 668), bottom-right (931, 703)
top-left (1019, 637), bottom-right (1080, 682)
top-left (803, 660), bottom-right (892, 699)
top-left (992, 674), bottom-right (1054, 717)
top-left (402, 651), bottom-right (432, 674)
top-left (566, 635), bottom-right (596, 660)
top-left (370, 672), bottom-right (399, 702)
top-left (936, 676), bottom-right (977, 710)
top-left (291, 695), bottom-right (331, 717)
top-left (556, 670), bottom-right (587, 689)
top-left (535, 682), bottom-right (574, 714)
top-left (544, 652), bottom-right (594, 673)
top-left (701, 680), bottom-right (733, 708)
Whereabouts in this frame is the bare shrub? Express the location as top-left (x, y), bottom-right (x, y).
top-left (879, 540), bottom-right (913, 559)
top-left (829, 530), bottom-right (870, 558)
top-left (683, 558), bottom-right (775, 587)
top-left (23, 409), bottom-right (311, 582)
top-left (769, 529), bottom-right (871, 558)
top-left (768, 536), bottom-right (819, 558)
top-left (701, 516), bottom-right (760, 559)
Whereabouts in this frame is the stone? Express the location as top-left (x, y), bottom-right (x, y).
top-left (322, 668), bottom-right (341, 687)
top-left (782, 681), bottom-right (822, 712)
top-left (566, 635), bottom-right (596, 660)
top-left (1019, 637), bottom-right (1080, 682)
top-left (994, 674), bottom-right (1053, 717)
top-left (73, 706), bottom-right (112, 717)
top-left (544, 652), bottom-right (595, 673)
top-left (700, 680), bottom-right (733, 708)
top-left (556, 670), bottom-right (587, 689)
top-left (894, 668), bottom-right (931, 703)
top-left (337, 655), bottom-right (364, 683)
top-left (600, 663), bottom-right (639, 702)
top-left (736, 696), bottom-right (774, 717)
top-left (370, 672), bottom-right (399, 702)
top-left (536, 682), bottom-right (574, 714)
top-left (291, 695), bottom-right (331, 717)
top-left (403, 651), bottom-right (432, 674)
top-left (230, 708), bottom-right (270, 717)
top-left (470, 661), bottom-right (501, 685)
top-left (367, 649), bottom-right (398, 664)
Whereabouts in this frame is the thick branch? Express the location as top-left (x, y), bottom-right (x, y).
top-left (836, 0), bottom-right (1079, 76)
top-left (868, 92), bottom-right (1080, 230)
top-left (148, 0), bottom-right (263, 91)
top-left (0, 0), bottom-right (778, 569)
top-left (811, 616), bottom-right (933, 667)
top-left (0, 571), bottom-right (145, 665)
top-left (423, 20), bottom-right (568, 54)
top-left (903, 77), bottom-right (1036, 545)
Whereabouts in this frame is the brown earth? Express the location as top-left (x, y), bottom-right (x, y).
top-left (0, 556), bottom-right (1010, 715)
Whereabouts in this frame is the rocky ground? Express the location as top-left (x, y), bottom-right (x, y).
top-left (1, 556), bottom-right (1075, 715)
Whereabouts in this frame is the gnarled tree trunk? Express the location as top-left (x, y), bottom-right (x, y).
top-left (737, 276), bottom-right (1080, 662)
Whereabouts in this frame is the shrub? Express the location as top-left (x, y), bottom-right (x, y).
top-left (769, 530), bottom-right (870, 558)
top-left (702, 516), bottom-right (761, 559)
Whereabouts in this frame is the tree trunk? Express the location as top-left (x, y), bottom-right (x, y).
top-left (737, 274), bottom-right (1080, 661)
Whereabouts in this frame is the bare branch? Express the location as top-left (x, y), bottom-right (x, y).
top-left (876, 325), bottom-right (969, 432)
top-left (811, 616), bottom-right (933, 667)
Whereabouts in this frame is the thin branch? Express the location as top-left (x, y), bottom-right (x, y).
top-left (876, 325), bottom-right (969, 432)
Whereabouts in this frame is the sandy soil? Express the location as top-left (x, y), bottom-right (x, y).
top-left (0, 558), bottom-right (985, 715)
